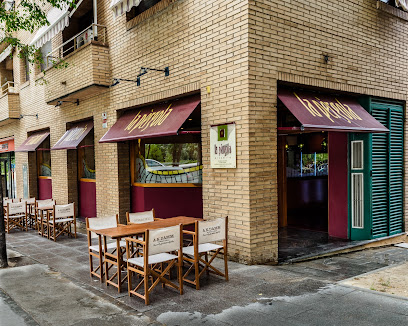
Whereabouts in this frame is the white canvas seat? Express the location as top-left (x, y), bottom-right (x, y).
top-left (87, 214), bottom-right (126, 286)
top-left (89, 240), bottom-right (126, 252)
top-left (49, 217), bottom-right (74, 224)
top-left (4, 202), bottom-right (27, 233)
top-left (127, 253), bottom-right (178, 267)
top-left (182, 243), bottom-right (223, 256)
top-left (49, 203), bottom-right (76, 241)
top-left (125, 224), bottom-right (184, 305)
top-left (182, 217), bottom-right (229, 290)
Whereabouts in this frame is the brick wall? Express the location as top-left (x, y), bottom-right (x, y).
top-left (0, 0), bottom-right (406, 263)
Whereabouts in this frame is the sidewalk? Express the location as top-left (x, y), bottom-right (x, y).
top-left (2, 230), bottom-right (408, 325)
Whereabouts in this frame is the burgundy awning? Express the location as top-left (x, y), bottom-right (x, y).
top-left (278, 89), bottom-right (389, 133)
top-left (15, 131), bottom-right (50, 152)
top-left (99, 94), bottom-right (201, 143)
top-left (52, 121), bottom-right (93, 150)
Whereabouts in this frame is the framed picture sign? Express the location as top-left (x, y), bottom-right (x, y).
top-left (210, 122), bottom-right (236, 168)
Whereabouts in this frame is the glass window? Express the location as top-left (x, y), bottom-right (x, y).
top-left (126, 0), bottom-right (162, 21)
top-left (78, 129), bottom-right (95, 180)
top-left (24, 56), bottom-right (30, 82)
top-left (133, 140), bottom-right (202, 184)
top-left (37, 137), bottom-right (51, 177)
top-left (286, 133), bottom-right (328, 178)
top-left (40, 41), bottom-right (52, 71)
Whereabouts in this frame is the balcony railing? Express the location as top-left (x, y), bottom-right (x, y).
top-left (0, 81), bottom-right (20, 124)
top-left (45, 24), bottom-right (107, 70)
top-left (1, 81), bottom-right (16, 96)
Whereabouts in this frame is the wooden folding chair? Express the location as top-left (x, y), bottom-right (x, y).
top-left (86, 215), bottom-right (126, 282)
top-left (20, 198), bottom-right (36, 229)
top-left (126, 209), bottom-right (157, 224)
top-left (36, 199), bottom-right (55, 238)
top-left (3, 198), bottom-right (19, 216)
top-left (49, 203), bottom-right (76, 241)
top-left (126, 224), bottom-right (184, 305)
top-left (182, 217), bottom-right (228, 290)
top-left (4, 202), bottom-right (27, 233)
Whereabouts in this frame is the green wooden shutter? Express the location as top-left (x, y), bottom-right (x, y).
top-left (370, 101), bottom-right (404, 238)
top-left (388, 107), bottom-right (404, 235)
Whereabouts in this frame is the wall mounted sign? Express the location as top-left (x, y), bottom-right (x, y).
top-left (102, 113), bottom-right (107, 129)
top-left (210, 122), bottom-right (236, 168)
top-left (0, 138), bottom-right (14, 153)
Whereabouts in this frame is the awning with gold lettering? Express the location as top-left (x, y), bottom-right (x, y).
top-left (278, 89), bottom-right (388, 133)
top-left (15, 131), bottom-right (50, 152)
top-left (99, 94), bottom-right (201, 143)
top-left (52, 121), bottom-right (94, 150)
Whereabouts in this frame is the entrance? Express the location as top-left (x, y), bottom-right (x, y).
top-left (0, 152), bottom-right (16, 199)
top-left (282, 132), bottom-right (328, 232)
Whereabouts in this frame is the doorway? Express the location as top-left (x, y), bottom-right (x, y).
top-left (0, 152), bottom-right (16, 199)
top-left (280, 132), bottom-right (329, 231)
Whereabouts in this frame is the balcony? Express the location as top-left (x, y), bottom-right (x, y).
top-left (0, 82), bottom-right (20, 126)
top-left (44, 24), bottom-right (111, 106)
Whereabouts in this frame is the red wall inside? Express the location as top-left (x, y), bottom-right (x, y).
top-left (38, 178), bottom-right (52, 200)
top-left (328, 132), bottom-right (349, 239)
top-left (132, 186), bottom-right (203, 219)
top-left (79, 181), bottom-right (97, 218)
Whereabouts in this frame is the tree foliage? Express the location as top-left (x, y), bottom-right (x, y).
top-left (0, 0), bottom-right (76, 64)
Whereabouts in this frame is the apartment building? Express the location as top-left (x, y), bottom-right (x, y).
top-left (0, 0), bottom-right (406, 264)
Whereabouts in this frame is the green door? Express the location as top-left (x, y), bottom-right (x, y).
top-left (370, 101), bottom-right (404, 237)
top-left (349, 133), bottom-right (372, 240)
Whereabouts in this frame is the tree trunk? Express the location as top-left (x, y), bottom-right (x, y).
top-left (0, 176), bottom-right (7, 268)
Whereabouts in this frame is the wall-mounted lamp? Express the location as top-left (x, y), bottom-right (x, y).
top-left (20, 114), bottom-right (38, 120)
top-left (111, 66), bottom-right (170, 88)
top-left (323, 54), bottom-right (330, 64)
top-left (55, 99), bottom-right (79, 107)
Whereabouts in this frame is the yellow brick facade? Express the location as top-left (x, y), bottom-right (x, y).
top-left (0, 0), bottom-right (406, 264)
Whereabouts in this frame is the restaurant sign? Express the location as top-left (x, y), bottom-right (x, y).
top-left (52, 121), bottom-right (94, 150)
top-left (278, 89), bottom-right (389, 133)
top-left (210, 122), bottom-right (236, 168)
top-left (0, 138), bottom-right (14, 153)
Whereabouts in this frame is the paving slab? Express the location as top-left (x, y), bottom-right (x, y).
top-left (0, 264), bottom-right (154, 326)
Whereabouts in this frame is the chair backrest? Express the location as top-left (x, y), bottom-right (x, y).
top-left (197, 217), bottom-right (227, 244)
top-left (7, 202), bottom-right (26, 216)
top-left (127, 209), bottom-right (155, 224)
top-left (87, 215), bottom-right (118, 239)
top-left (22, 198), bottom-right (36, 205)
top-left (3, 198), bottom-right (18, 206)
top-left (37, 199), bottom-right (55, 209)
top-left (148, 225), bottom-right (181, 256)
top-left (54, 203), bottom-right (75, 219)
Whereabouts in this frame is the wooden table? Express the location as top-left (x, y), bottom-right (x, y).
top-left (90, 216), bottom-right (200, 293)
top-left (92, 216), bottom-right (200, 239)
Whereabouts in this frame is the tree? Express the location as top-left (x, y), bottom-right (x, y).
top-left (0, 0), bottom-right (75, 65)
top-left (0, 0), bottom-right (75, 268)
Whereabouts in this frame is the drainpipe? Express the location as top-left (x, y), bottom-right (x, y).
top-left (93, 0), bottom-right (98, 40)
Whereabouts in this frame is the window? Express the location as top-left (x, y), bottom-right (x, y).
top-left (78, 129), bottom-right (95, 180)
top-left (131, 137), bottom-right (202, 185)
top-left (286, 133), bottom-right (328, 178)
top-left (37, 137), bottom-right (51, 177)
top-left (24, 56), bottom-right (30, 82)
top-left (351, 141), bottom-right (363, 170)
top-left (126, 0), bottom-right (164, 22)
top-left (40, 41), bottom-right (52, 71)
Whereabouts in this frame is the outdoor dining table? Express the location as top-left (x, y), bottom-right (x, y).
top-left (90, 216), bottom-right (201, 292)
